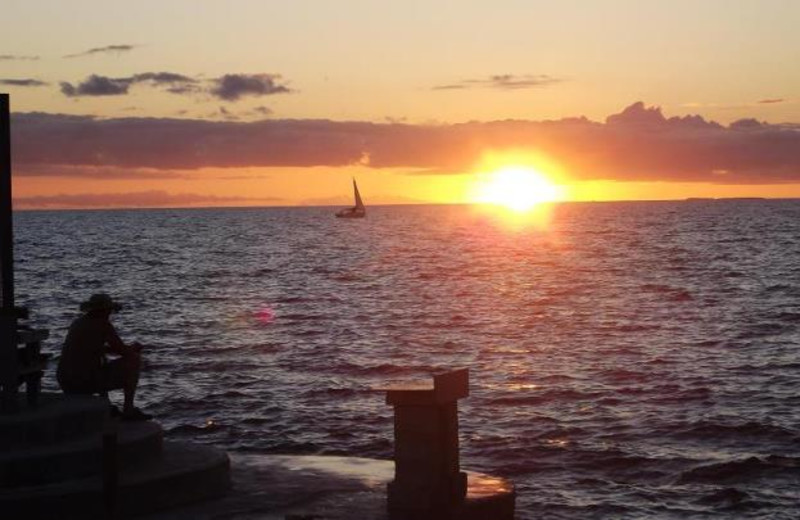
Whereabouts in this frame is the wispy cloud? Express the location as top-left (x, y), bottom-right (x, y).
top-left (253, 106), bottom-right (272, 116)
top-left (433, 74), bottom-right (563, 91)
top-left (0, 54), bottom-right (39, 61)
top-left (63, 44), bottom-right (138, 58)
top-left (209, 74), bottom-right (292, 101)
top-left (758, 98), bottom-right (785, 104)
top-left (0, 79), bottom-right (48, 87)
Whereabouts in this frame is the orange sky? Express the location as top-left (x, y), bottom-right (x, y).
top-left (2, 1), bottom-right (799, 209)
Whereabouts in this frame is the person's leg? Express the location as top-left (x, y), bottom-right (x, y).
top-left (103, 354), bottom-right (142, 414)
top-left (121, 351), bottom-right (141, 413)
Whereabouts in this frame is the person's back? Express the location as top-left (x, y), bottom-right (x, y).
top-left (57, 313), bottom-right (113, 392)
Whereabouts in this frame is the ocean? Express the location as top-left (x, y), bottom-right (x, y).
top-left (15, 201), bottom-right (800, 519)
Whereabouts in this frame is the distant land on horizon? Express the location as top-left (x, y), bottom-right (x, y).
top-left (14, 196), bottom-right (796, 213)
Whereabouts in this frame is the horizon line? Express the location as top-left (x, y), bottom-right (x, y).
top-left (13, 196), bottom-right (797, 212)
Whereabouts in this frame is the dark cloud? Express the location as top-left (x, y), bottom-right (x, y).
top-left (253, 106), bottom-right (272, 116)
top-left (60, 72), bottom-right (198, 97)
top-left (14, 190), bottom-right (280, 209)
top-left (758, 98), bottom-right (785, 104)
top-left (433, 74), bottom-right (563, 91)
top-left (210, 74), bottom-right (291, 101)
top-left (0, 79), bottom-right (48, 87)
top-left (0, 54), bottom-right (39, 61)
top-left (64, 44), bottom-right (137, 58)
top-left (10, 102), bottom-right (800, 184)
top-left (61, 75), bottom-right (131, 97)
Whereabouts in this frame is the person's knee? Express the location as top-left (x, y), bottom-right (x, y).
top-left (121, 353), bottom-right (141, 380)
top-left (124, 351), bottom-right (141, 367)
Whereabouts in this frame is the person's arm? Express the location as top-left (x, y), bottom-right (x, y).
top-left (105, 322), bottom-right (140, 356)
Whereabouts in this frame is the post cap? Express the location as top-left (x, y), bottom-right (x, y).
top-left (385, 368), bottom-right (469, 406)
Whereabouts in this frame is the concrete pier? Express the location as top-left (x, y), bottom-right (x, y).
top-left (141, 454), bottom-right (515, 520)
top-left (0, 393), bottom-right (230, 519)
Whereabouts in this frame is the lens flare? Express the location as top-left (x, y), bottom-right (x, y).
top-left (255, 306), bottom-right (276, 325)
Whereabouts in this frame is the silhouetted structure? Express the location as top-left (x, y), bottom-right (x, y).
top-left (0, 94), bottom-right (49, 414)
top-left (0, 93), bottom-right (19, 413)
top-left (386, 369), bottom-right (470, 519)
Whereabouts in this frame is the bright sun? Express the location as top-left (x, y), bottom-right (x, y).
top-left (474, 166), bottom-right (565, 211)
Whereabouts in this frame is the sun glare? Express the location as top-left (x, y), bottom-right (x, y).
top-left (474, 166), bottom-right (565, 211)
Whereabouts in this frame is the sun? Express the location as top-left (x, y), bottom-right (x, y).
top-left (474, 166), bottom-right (565, 211)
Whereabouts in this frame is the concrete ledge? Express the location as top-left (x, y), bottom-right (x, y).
top-left (0, 393), bottom-right (108, 448)
top-left (143, 454), bottom-right (514, 520)
top-left (0, 421), bottom-right (163, 486)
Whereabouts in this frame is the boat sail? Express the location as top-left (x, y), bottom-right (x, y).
top-left (335, 178), bottom-right (366, 218)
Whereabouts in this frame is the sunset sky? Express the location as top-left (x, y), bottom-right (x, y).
top-left (2, 0), bottom-right (799, 208)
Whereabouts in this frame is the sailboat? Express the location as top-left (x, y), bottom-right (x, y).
top-left (335, 178), bottom-right (366, 218)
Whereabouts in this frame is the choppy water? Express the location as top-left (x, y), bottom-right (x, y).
top-left (15, 201), bottom-right (800, 519)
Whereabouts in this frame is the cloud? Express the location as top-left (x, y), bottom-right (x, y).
top-left (14, 190), bottom-right (280, 209)
top-left (218, 106), bottom-right (238, 121)
top-left (253, 106), bottom-right (272, 116)
top-left (210, 74), bottom-right (291, 101)
top-left (0, 79), bottom-right (48, 87)
top-left (131, 72), bottom-right (196, 84)
top-left (60, 72), bottom-right (198, 97)
top-left (64, 44), bottom-right (137, 58)
top-left (758, 98), bottom-right (785, 104)
top-left (10, 102), bottom-right (800, 184)
top-left (433, 74), bottom-right (563, 91)
top-left (61, 75), bottom-right (131, 96)
top-left (0, 54), bottom-right (39, 61)
top-left (58, 72), bottom-right (287, 100)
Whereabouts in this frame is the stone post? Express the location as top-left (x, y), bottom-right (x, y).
top-left (385, 368), bottom-right (469, 519)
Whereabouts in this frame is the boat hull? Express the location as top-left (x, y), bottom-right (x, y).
top-left (335, 208), bottom-right (365, 218)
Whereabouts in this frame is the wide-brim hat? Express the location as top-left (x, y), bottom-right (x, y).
top-left (80, 293), bottom-right (122, 313)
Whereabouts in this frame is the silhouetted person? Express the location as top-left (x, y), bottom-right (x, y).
top-left (57, 293), bottom-right (151, 421)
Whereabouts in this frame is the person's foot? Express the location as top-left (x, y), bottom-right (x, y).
top-left (121, 408), bottom-right (152, 422)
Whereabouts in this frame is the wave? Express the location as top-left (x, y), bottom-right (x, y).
top-left (677, 457), bottom-right (767, 484)
top-left (670, 420), bottom-right (797, 442)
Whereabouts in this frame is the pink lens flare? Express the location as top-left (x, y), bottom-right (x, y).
top-left (255, 307), bottom-right (276, 325)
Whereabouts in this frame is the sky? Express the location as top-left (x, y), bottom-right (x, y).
top-left (2, 0), bottom-right (799, 209)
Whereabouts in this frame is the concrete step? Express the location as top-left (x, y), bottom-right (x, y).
top-left (0, 441), bottom-right (230, 519)
top-left (0, 393), bottom-right (109, 449)
top-left (0, 420), bottom-right (163, 487)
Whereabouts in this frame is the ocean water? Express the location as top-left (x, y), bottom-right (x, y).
top-left (14, 201), bottom-right (800, 519)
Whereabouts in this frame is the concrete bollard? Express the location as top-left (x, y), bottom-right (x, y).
top-left (385, 368), bottom-right (469, 519)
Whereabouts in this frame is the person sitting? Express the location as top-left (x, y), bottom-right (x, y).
top-left (56, 293), bottom-right (151, 421)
